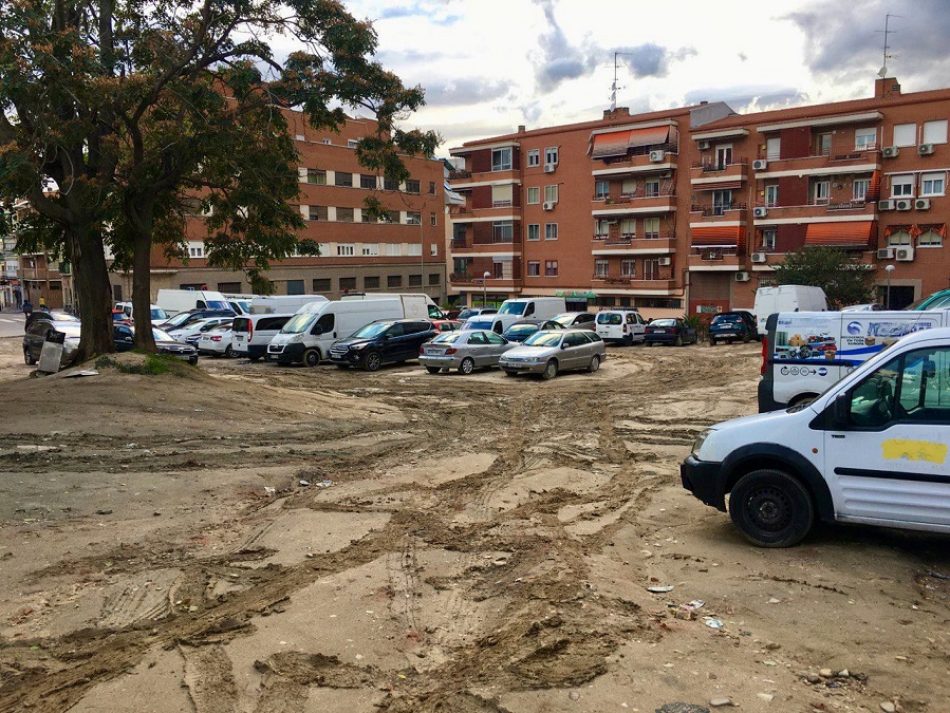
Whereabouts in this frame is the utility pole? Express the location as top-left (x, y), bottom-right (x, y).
top-left (610, 52), bottom-right (636, 111)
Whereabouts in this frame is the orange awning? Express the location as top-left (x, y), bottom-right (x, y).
top-left (590, 126), bottom-right (671, 158)
top-left (805, 221), bottom-right (876, 247)
top-left (693, 180), bottom-right (743, 192)
top-left (867, 170), bottom-right (881, 202)
top-left (691, 225), bottom-right (743, 247)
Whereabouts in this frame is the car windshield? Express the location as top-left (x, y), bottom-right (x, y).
top-left (151, 307), bottom-right (168, 320)
top-left (498, 302), bottom-right (527, 316)
top-left (651, 319), bottom-right (677, 327)
top-left (523, 332), bottom-right (562, 347)
top-left (597, 313), bottom-right (622, 325)
top-left (281, 312), bottom-right (316, 334)
top-left (153, 328), bottom-right (174, 342)
top-left (205, 300), bottom-right (229, 310)
top-left (552, 314), bottom-right (575, 326)
top-left (433, 332), bottom-right (461, 344)
top-left (466, 319), bottom-right (493, 330)
top-left (507, 324), bottom-right (537, 335)
top-left (351, 322), bottom-right (391, 339)
top-left (163, 312), bottom-right (193, 329)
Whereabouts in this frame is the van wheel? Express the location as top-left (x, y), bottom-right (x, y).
top-left (623, 335), bottom-right (633, 346)
top-left (224, 345), bottom-right (233, 358)
top-left (728, 469), bottom-right (814, 548)
top-left (303, 349), bottom-right (320, 368)
top-left (587, 355), bottom-right (600, 373)
top-left (426, 366), bottom-right (441, 375)
top-left (541, 359), bottom-right (558, 380)
top-left (363, 351), bottom-right (382, 372)
top-left (458, 357), bottom-right (475, 375)
top-left (24, 347), bottom-right (36, 365)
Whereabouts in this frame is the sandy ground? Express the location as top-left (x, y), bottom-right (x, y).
top-left (0, 334), bottom-right (947, 713)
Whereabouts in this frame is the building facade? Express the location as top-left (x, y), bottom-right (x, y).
top-left (448, 77), bottom-right (950, 313)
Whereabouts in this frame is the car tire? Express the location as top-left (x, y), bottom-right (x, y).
top-left (587, 355), bottom-right (600, 373)
top-left (24, 347), bottom-right (37, 365)
top-left (188, 356), bottom-right (198, 366)
top-left (224, 345), bottom-right (233, 358)
top-left (675, 335), bottom-right (683, 347)
top-left (426, 366), bottom-right (441, 374)
top-left (709, 338), bottom-right (717, 346)
top-left (541, 359), bottom-right (558, 380)
top-left (623, 335), bottom-right (633, 346)
top-left (458, 357), bottom-right (475, 375)
top-left (728, 469), bottom-right (815, 548)
top-left (303, 349), bottom-right (320, 368)
top-left (363, 351), bottom-right (382, 372)
top-left (504, 369), bottom-right (518, 377)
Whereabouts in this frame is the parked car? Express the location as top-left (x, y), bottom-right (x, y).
top-left (709, 311), bottom-right (757, 345)
top-left (196, 323), bottom-right (235, 357)
top-left (167, 317), bottom-right (233, 345)
top-left (23, 312), bottom-right (81, 365)
top-left (157, 308), bottom-right (234, 331)
top-left (152, 327), bottom-right (199, 365)
top-left (156, 288), bottom-right (231, 316)
top-left (595, 309), bottom-right (647, 345)
top-left (499, 329), bottom-right (606, 380)
top-left (461, 314), bottom-right (506, 334)
top-left (114, 301), bottom-right (169, 324)
top-left (431, 319), bottom-right (463, 332)
top-left (553, 312), bottom-right (596, 330)
top-left (419, 329), bottom-right (515, 374)
top-left (329, 319), bottom-right (437, 371)
top-left (457, 307), bottom-right (498, 321)
top-left (645, 318), bottom-right (698, 347)
top-left (231, 313), bottom-right (294, 361)
top-left (502, 319), bottom-right (564, 343)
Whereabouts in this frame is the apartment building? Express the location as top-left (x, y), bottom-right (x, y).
top-left (116, 111), bottom-right (447, 303)
top-left (448, 76), bottom-right (950, 313)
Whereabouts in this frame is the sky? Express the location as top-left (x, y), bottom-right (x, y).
top-left (331, 0), bottom-right (950, 154)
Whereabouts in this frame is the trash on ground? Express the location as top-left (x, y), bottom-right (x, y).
top-left (647, 585), bottom-right (674, 593)
top-left (316, 479), bottom-right (333, 488)
top-left (703, 616), bottom-right (724, 629)
top-left (64, 369), bottom-right (99, 378)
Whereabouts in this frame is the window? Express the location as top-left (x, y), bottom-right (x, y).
top-left (765, 184), bottom-right (779, 207)
top-left (545, 223), bottom-right (558, 240)
top-left (492, 221), bottom-right (514, 242)
top-left (112, 284), bottom-right (123, 301)
top-left (621, 259), bottom-right (635, 277)
top-left (340, 277), bottom-right (357, 291)
top-left (893, 123), bottom-right (916, 147)
top-left (766, 137), bottom-right (781, 160)
top-left (492, 184), bottom-right (513, 207)
top-left (921, 172), bottom-right (945, 196)
top-left (430, 243), bottom-right (438, 257)
top-left (313, 278), bottom-right (332, 291)
top-left (491, 147), bottom-right (512, 171)
top-left (923, 119), bottom-right (948, 145)
top-left (430, 212), bottom-right (437, 226)
top-left (453, 224), bottom-right (467, 242)
top-left (286, 279), bottom-right (305, 295)
top-left (337, 244), bottom-right (356, 256)
top-left (360, 174), bottom-right (377, 189)
top-left (336, 207), bottom-right (354, 222)
top-left (527, 261), bottom-right (540, 276)
top-left (594, 180), bottom-right (609, 200)
top-left (217, 282), bottom-right (241, 293)
top-left (918, 229), bottom-right (943, 247)
top-left (428, 273), bottom-right (440, 285)
top-left (544, 260), bottom-right (558, 276)
top-left (188, 243), bottom-right (204, 258)
top-left (594, 219), bottom-right (610, 239)
top-left (813, 181), bottom-right (830, 204)
top-left (429, 181), bottom-right (436, 194)
top-left (853, 178), bottom-right (869, 202)
top-left (380, 209), bottom-right (399, 224)
top-left (762, 228), bottom-right (777, 251)
top-left (643, 258), bottom-right (660, 280)
top-left (383, 177), bottom-right (399, 191)
top-left (817, 133), bottom-right (832, 156)
top-left (527, 223), bottom-right (541, 241)
top-left (527, 149), bottom-right (540, 167)
top-left (405, 179), bottom-right (420, 194)
top-left (887, 230), bottom-right (911, 247)
top-left (407, 243), bottom-right (422, 256)
top-left (406, 211), bottom-right (422, 225)
top-left (645, 179), bottom-right (660, 197)
top-left (387, 275), bottom-right (402, 288)
top-left (643, 217), bottom-right (660, 240)
top-left (891, 174), bottom-right (914, 198)
top-left (409, 274), bottom-right (422, 287)
top-left (854, 127), bottom-right (877, 150)
top-left (335, 171), bottom-right (353, 188)
top-left (527, 187), bottom-right (540, 204)
top-left (304, 168), bottom-right (326, 185)
top-left (847, 348), bottom-right (950, 427)
top-left (305, 205), bottom-right (328, 221)
top-left (361, 244), bottom-right (379, 256)
top-left (364, 276), bottom-right (380, 289)
top-left (347, 139), bottom-right (359, 149)
top-left (544, 185), bottom-right (558, 203)
top-left (544, 147), bottom-right (558, 165)
top-left (594, 259), bottom-right (608, 278)
top-left (621, 178), bottom-right (637, 196)
top-left (712, 189), bottom-right (732, 214)
top-left (321, 138), bottom-right (331, 145)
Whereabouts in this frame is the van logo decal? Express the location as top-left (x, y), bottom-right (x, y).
top-left (846, 321), bottom-right (862, 335)
top-left (882, 439), bottom-right (948, 465)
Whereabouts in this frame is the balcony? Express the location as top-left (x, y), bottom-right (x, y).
top-left (592, 190), bottom-right (677, 215)
top-left (451, 272), bottom-right (521, 290)
top-left (453, 204), bottom-right (520, 222)
top-left (689, 159), bottom-right (748, 186)
top-left (448, 167), bottom-right (519, 188)
top-left (590, 275), bottom-right (677, 291)
top-left (689, 203), bottom-right (747, 225)
top-left (590, 145), bottom-right (677, 177)
top-left (451, 225), bottom-right (520, 254)
top-left (688, 248), bottom-right (742, 271)
top-left (752, 150), bottom-right (880, 176)
top-left (591, 236), bottom-right (676, 255)
top-left (752, 201), bottom-right (876, 223)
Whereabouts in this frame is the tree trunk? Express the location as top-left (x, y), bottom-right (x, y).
top-left (132, 228), bottom-right (156, 351)
top-left (68, 225), bottom-right (115, 362)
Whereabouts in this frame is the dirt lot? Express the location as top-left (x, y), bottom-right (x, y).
top-left (0, 335), bottom-right (947, 713)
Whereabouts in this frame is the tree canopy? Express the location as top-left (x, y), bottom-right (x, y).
top-left (773, 246), bottom-right (876, 308)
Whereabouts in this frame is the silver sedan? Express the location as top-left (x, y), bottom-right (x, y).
top-left (498, 329), bottom-right (606, 380)
top-left (419, 329), bottom-right (515, 375)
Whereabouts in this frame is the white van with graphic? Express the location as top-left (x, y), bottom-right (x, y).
top-left (494, 297), bottom-right (567, 332)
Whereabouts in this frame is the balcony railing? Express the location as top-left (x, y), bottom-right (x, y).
top-left (690, 203), bottom-right (747, 216)
top-left (596, 187), bottom-right (676, 202)
top-left (691, 158), bottom-right (749, 171)
top-left (448, 168), bottom-right (471, 180)
top-left (691, 248), bottom-right (739, 260)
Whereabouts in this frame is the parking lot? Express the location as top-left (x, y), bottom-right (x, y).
top-left (0, 336), bottom-right (948, 713)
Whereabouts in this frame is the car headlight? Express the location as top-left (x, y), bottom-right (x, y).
top-left (349, 343), bottom-right (366, 350)
top-left (288, 333), bottom-right (304, 343)
top-left (692, 429), bottom-right (712, 457)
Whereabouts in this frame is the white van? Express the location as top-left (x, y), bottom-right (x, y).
top-left (595, 309), bottom-right (648, 345)
top-left (250, 294), bottom-right (328, 314)
top-left (231, 313), bottom-right (295, 361)
top-left (267, 298), bottom-right (424, 366)
top-left (340, 293), bottom-right (445, 320)
top-left (682, 326), bottom-right (950, 547)
top-left (156, 289), bottom-right (231, 316)
top-left (753, 285), bottom-right (827, 336)
top-left (759, 310), bottom-right (948, 411)
top-left (223, 294), bottom-right (255, 315)
top-left (494, 297), bottom-right (567, 332)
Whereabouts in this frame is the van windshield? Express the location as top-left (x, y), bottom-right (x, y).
top-left (467, 319), bottom-right (494, 330)
top-left (498, 302), bottom-right (527, 316)
top-left (352, 322), bottom-right (391, 339)
top-left (281, 312), bottom-right (316, 334)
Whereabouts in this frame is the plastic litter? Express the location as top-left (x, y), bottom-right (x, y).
top-left (316, 479), bottom-right (333, 488)
top-left (647, 585), bottom-right (674, 593)
top-left (703, 616), bottom-right (724, 629)
top-left (263, 486), bottom-right (276, 496)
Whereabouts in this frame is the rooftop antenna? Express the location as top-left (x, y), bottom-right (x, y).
top-left (610, 51), bottom-right (636, 111)
top-left (875, 13), bottom-right (901, 77)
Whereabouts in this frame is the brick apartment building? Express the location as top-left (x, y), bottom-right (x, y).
top-left (110, 111), bottom-right (448, 303)
top-left (447, 76), bottom-right (950, 314)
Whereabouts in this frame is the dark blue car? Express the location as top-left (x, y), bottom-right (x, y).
top-left (709, 311), bottom-right (757, 345)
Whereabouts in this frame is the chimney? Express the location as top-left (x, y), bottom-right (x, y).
top-left (875, 76), bottom-right (901, 99)
top-left (517, 124), bottom-right (525, 133)
top-left (603, 106), bottom-right (631, 120)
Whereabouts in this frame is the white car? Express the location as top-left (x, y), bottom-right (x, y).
top-left (167, 317), bottom-right (233, 346)
top-left (196, 323), bottom-right (235, 357)
top-left (595, 309), bottom-right (647, 345)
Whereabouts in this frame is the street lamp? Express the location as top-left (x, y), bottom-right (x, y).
top-left (884, 264), bottom-right (895, 308)
top-left (483, 270), bottom-right (491, 307)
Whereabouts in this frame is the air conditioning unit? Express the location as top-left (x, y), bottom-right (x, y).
top-left (697, 140), bottom-right (711, 150)
top-left (895, 199), bottom-right (912, 211)
top-left (895, 247), bottom-right (915, 262)
top-left (658, 257), bottom-right (672, 266)
top-left (753, 206), bottom-right (768, 218)
top-left (751, 252), bottom-right (768, 264)
top-left (915, 198), bottom-right (931, 210)
top-left (918, 143), bottom-right (935, 156)
top-left (881, 146), bottom-right (899, 158)
top-left (542, 201), bottom-right (555, 211)
top-left (735, 271), bottom-right (751, 282)
top-left (878, 199), bottom-right (894, 211)
top-left (877, 247), bottom-right (895, 260)
top-left (649, 149), bottom-right (665, 162)
top-left (752, 159), bottom-right (768, 170)
top-left (544, 163), bottom-right (556, 173)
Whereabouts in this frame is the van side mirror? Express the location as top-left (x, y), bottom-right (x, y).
top-left (833, 393), bottom-right (851, 425)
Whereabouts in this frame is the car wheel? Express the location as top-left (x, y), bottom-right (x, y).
top-left (541, 359), bottom-right (558, 380)
top-left (363, 351), bottom-right (382, 372)
top-left (458, 357), bottom-right (475, 375)
top-left (303, 349), bottom-right (320, 368)
top-left (728, 469), bottom-right (814, 548)
top-left (188, 356), bottom-right (198, 366)
top-left (675, 335), bottom-right (683, 347)
top-left (224, 345), bottom-right (233, 358)
top-left (426, 366), bottom-right (441, 374)
top-left (623, 334), bottom-right (633, 346)
top-left (24, 347), bottom-right (36, 365)
top-left (709, 338), bottom-right (717, 346)
top-left (587, 354), bottom-right (600, 373)
top-left (504, 369), bottom-right (518, 377)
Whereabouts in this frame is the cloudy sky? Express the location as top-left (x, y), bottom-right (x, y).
top-left (337, 0), bottom-right (950, 153)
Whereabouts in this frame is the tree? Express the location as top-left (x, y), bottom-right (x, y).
top-left (773, 246), bottom-right (876, 308)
